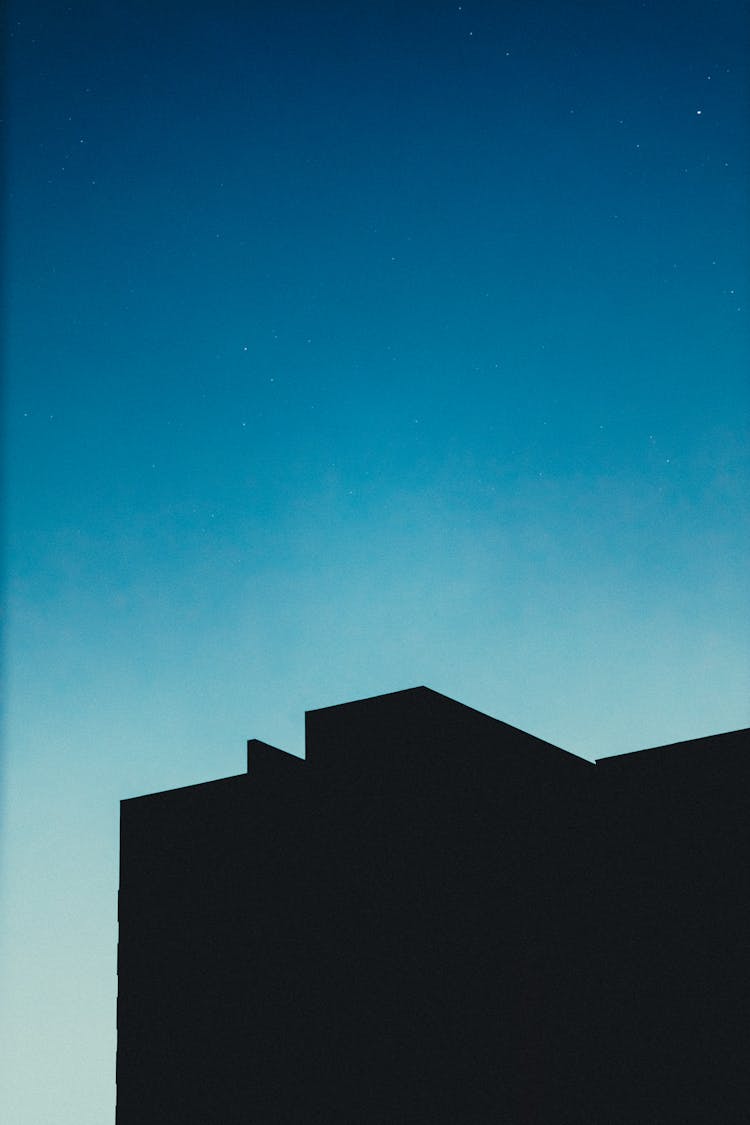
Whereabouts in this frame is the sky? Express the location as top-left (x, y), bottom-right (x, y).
top-left (2, 1), bottom-right (749, 1120)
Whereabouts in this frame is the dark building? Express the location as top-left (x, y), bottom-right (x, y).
top-left (116, 687), bottom-right (750, 1124)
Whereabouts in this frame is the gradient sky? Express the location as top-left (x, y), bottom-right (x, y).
top-left (2, 1), bottom-right (749, 1121)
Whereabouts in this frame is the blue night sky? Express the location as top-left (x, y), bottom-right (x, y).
top-left (2, 2), bottom-right (749, 1120)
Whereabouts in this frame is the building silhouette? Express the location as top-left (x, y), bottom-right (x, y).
top-left (116, 687), bottom-right (750, 1123)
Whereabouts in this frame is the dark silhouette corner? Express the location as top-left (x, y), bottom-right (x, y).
top-left (116, 687), bottom-right (750, 1123)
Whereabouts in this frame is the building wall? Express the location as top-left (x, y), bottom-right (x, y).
top-left (116, 689), bottom-right (749, 1123)
top-left (595, 729), bottom-right (750, 1122)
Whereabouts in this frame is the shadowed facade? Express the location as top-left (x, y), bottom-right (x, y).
top-left (116, 687), bottom-right (749, 1123)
